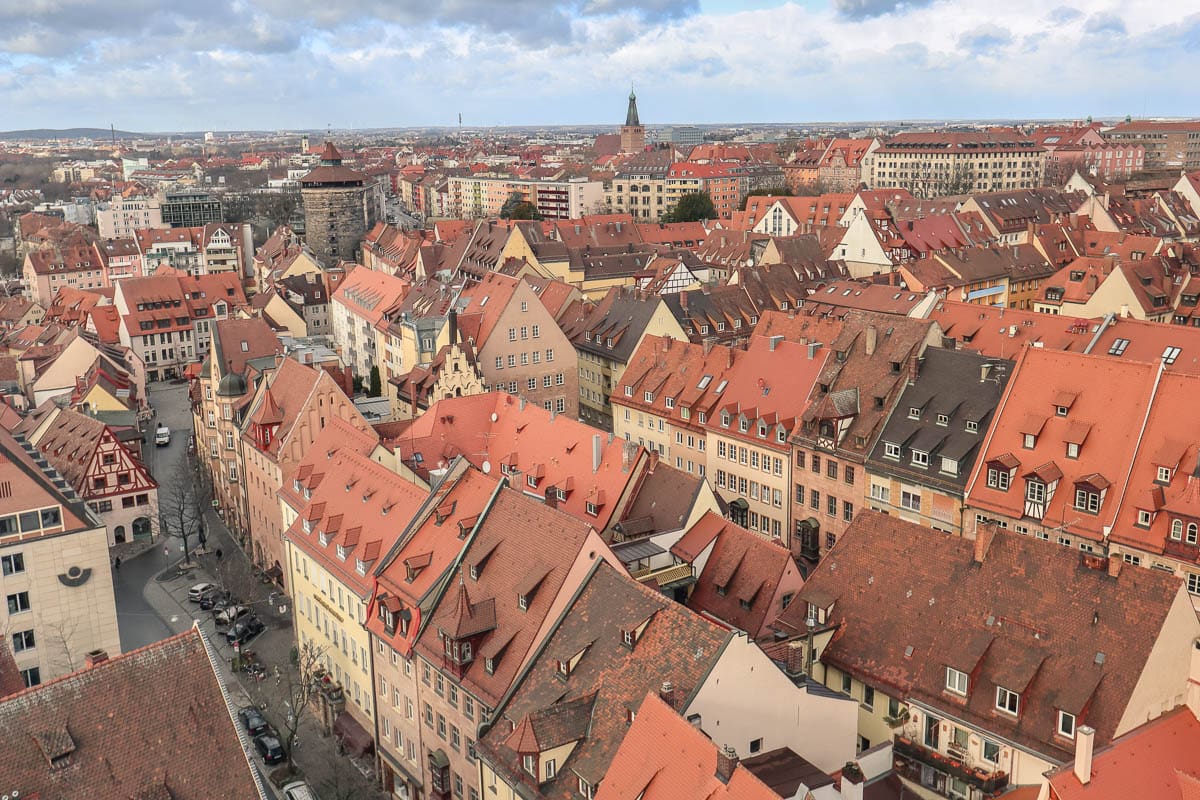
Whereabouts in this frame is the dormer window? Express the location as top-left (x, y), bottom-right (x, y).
top-left (995, 686), bottom-right (1020, 716)
top-left (624, 386), bottom-right (632, 397)
top-left (1074, 487), bottom-right (1101, 514)
top-left (356, 558), bottom-right (368, 575)
top-left (945, 667), bottom-right (968, 696)
top-left (1057, 710), bottom-right (1076, 739)
top-left (936, 414), bottom-right (948, 426)
top-left (884, 442), bottom-right (901, 460)
top-left (1055, 405), bottom-right (1069, 417)
top-left (739, 418), bottom-right (749, 433)
top-left (585, 502), bottom-right (599, 517)
top-left (527, 474), bottom-right (538, 489)
top-left (644, 391), bottom-right (654, 403)
top-left (518, 594), bottom-right (529, 610)
top-left (1066, 442), bottom-right (1080, 459)
top-left (485, 657), bottom-right (495, 674)
top-left (302, 519), bottom-right (312, 533)
top-left (523, 754), bottom-right (536, 776)
top-left (777, 428), bottom-right (786, 443)
top-left (336, 544), bottom-right (348, 561)
top-left (911, 450), bottom-right (929, 467)
top-left (908, 407), bottom-right (921, 420)
top-left (966, 420), bottom-right (979, 433)
top-left (1023, 433), bottom-right (1037, 449)
top-left (1157, 466), bottom-right (1172, 483)
top-left (757, 422), bottom-right (767, 438)
top-left (720, 411), bottom-right (731, 428)
top-left (665, 397), bottom-right (675, 409)
top-left (319, 531), bottom-right (330, 546)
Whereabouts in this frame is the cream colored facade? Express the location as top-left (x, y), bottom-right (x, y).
top-left (606, 172), bottom-right (669, 221)
top-left (372, 643), bottom-right (427, 798)
top-left (0, 515), bottom-right (120, 685)
top-left (709, 426), bottom-right (792, 543)
top-left (288, 545), bottom-right (376, 730)
top-left (30, 335), bottom-right (102, 407)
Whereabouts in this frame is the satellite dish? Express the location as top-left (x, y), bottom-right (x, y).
top-left (490, 413), bottom-right (498, 422)
top-left (481, 460), bottom-right (492, 474)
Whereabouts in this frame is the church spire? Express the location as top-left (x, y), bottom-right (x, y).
top-left (625, 88), bottom-right (640, 128)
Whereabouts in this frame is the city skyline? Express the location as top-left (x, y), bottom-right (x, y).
top-left (1, 0), bottom-right (1199, 131)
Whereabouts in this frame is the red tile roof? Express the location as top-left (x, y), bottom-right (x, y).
top-left (414, 486), bottom-right (600, 706)
top-left (367, 466), bottom-right (499, 655)
top-left (779, 511), bottom-right (1189, 763)
top-left (966, 347), bottom-right (1158, 543)
top-left (391, 392), bottom-right (645, 531)
top-left (673, 510), bottom-right (801, 638)
top-left (1047, 706), bottom-right (1200, 800)
top-left (0, 627), bottom-right (262, 798)
top-left (929, 300), bottom-right (1096, 356)
top-left (596, 693), bottom-right (779, 800)
top-left (332, 265), bottom-right (411, 329)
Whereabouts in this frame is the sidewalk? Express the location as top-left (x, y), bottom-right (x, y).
top-left (143, 514), bottom-right (386, 799)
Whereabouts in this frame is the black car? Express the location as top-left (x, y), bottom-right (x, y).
top-left (225, 616), bottom-right (265, 647)
top-left (238, 707), bottom-right (270, 737)
top-left (253, 732), bottom-right (286, 765)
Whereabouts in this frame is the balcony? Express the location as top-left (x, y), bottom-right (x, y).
top-left (893, 736), bottom-right (1009, 796)
top-left (631, 562), bottom-right (695, 591)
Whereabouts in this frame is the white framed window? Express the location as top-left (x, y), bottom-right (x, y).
top-left (911, 450), bottom-right (929, 467)
top-left (1157, 466), bottom-right (1172, 482)
top-left (1057, 710), bottom-right (1075, 738)
top-left (945, 667), bottom-right (968, 696)
top-left (995, 686), bottom-right (1020, 715)
top-left (1023, 433), bottom-right (1036, 449)
top-left (1025, 480), bottom-right (1045, 504)
top-left (1137, 509), bottom-right (1152, 527)
top-left (900, 490), bottom-right (920, 511)
top-left (884, 442), bottom-right (901, 460)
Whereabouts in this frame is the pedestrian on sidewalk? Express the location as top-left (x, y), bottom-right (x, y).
top-left (216, 547), bottom-right (223, 562)
top-left (114, 556), bottom-right (121, 571)
top-left (163, 545), bottom-right (170, 559)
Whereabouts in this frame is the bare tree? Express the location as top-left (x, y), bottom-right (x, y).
top-left (155, 460), bottom-right (208, 564)
top-left (278, 640), bottom-right (329, 771)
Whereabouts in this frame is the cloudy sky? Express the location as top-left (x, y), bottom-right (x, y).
top-left (1, 0), bottom-right (1198, 131)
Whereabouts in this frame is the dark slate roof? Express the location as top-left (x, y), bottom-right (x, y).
top-left (867, 348), bottom-right (1013, 492)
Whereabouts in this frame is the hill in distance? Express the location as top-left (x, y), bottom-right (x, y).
top-left (0, 128), bottom-right (143, 141)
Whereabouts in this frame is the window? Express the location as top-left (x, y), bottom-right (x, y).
top-left (827, 461), bottom-right (838, 480)
top-left (1137, 509), bottom-right (1153, 527)
top-left (987, 468), bottom-right (1010, 490)
top-left (545, 759), bottom-right (557, 779)
top-left (982, 739), bottom-right (1001, 763)
top-left (1023, 433), bottom-right (1036, 449)
top-left (1172, 519), bottom-right (1184, 540)
top-left (749, 738), bottom-right (763, 754)
top-left (945, 667), bottom-right (968, 696)
top-left (1075, 488), bottom-right (1101, 514)
top-left (1188, 573), bottom-right (1200, 595)
top-left (11, 629), bottom-right (34, 652)
top-left (1158, 466), bottom-right (1172, 483)
top-left (863, 685), bottom-right (874, 709)
top-left (20, 666), bottom-right (39, 687)
top-left (523, 754), bottom-right (536, 776)
top-left (1057, 710), bottom-right (1076, 738)
top-left (1066, 442), bottom-right (1080, 459)
top-left (995, 686), bottom-right (1020, 715)
top-left (6, 592), bottom-right (30, 614)
top-left (900, 490), bottom-right (920, 511)
top-left (843, 501), bottom-right (854, 522)
top-left (884, 442), bottom-right (901, 459)
top-left (1191, 523), bottom-right (1199, 545)
top-left (1, 553), bottom-right (24, 576)
top-left (845, 465), bottom-right (855, 485)
top-left (1026, 480), bottom-right (1045, 504)
top-left (911, 450), bottom-right (929, 467)
top-left (841, 672), bottom-right (852, 694)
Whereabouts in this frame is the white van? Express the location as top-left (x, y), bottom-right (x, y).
top-left (281, 781), bottom-right (318, 800)
top-left (154, 424), bottom-right (170, 446)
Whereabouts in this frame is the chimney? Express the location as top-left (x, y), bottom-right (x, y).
top-left (715, 745), bottom-right (738, 784)
top-left (648, 449), bottom-right (659, 473)
top-left (807, 341), bottom-right (822, 360)
top-left (1120, 303), bottom-right (1130, 318)
top-left (592, 433), bottom-right (602, 473)
top-left (659, 680), bottom-right (675, 709)
top-left (1073, 726), bottom-right (1095, 785)
top-left (727, 348), bottom-right (734, 369)
top-left (447, 308), bottom-right (458, 345)
top-left (974, 523), bottom-right (996, 564)
top-left (1107, 557), bottom-right (1123, 578)
top-left (84, 648), bottom-right (109, 668)
top-left (519, 396), bottom-right (526, 412)
top-left (841, 763), bottom-right (865, 800)
top-left (864, 325), bottom-right (878, 356)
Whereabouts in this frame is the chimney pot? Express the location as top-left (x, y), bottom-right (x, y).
top-left (659, 680), bottom-right (676, 708)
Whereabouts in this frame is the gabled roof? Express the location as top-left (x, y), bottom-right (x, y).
top-left (417, 488), bottom-right (598, 706)
top-left (391, 392), bottom-right (643, 531)
top-left (331, 266), bottom-right (410, 328)
top-left (675, 511), bottom-right (796, 637)
top-left (929, 300), bottom-right (1096, 356)
top-left (1047, 706), bottom-right (1200, 800)
top-left (779, 511), bottom-right (1186, 763)
top-left (0, 627), bottom-right (263, 798)
top-left (966, 348), bottom-right (1158, 542)
top-left (595, 693), bottom-right (779, 800)
top-left (479, 561), bottom-right (733, 798)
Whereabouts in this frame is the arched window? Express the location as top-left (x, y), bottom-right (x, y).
top-left (1189, 523), bottom-right (1198, 544)
top-left (1171, 519), bottom-right (1184, 540)
top-left (114, 525), bottom-right (127, 543)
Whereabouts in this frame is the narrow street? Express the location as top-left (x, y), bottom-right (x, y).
top-left (115, 379), bottom-right (385, 798)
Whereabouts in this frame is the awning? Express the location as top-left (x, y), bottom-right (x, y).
top-left (333, 711), bottom-right (374, 757)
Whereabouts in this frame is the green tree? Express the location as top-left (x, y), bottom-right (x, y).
top-left (665, 191), bottom-right (716, 223)
top-left (499, 191), bottom-right (541, 220)
top-left (369, 366), bottom-right (382, 398)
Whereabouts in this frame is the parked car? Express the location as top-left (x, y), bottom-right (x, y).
top-left (253, 732), bottom-right (285, 765)
top-left (226, 616), bottom-right (265, 647)
top-left (237, 707), bottom-right (270, 737)
top-left (214, 604), bottom-right (251, 626)
top-left (187, 582), bottom-right (216, 602)
top-left (154, 424), bottom-right (170, 447)
top-left (282, 780), bottom-right (318, 800)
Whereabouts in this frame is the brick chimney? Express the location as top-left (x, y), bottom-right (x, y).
top-left (659, 680), bottom-right (675, 709)
top-left (1107, 557), bottom-right (1123, 578)
top-left (864, 325), bottom-right (877, 356)
top-left (84, 649), bottom-right (109, 668)
top-left (1073, 725), bottom-right (1095, 785)
top-left (715, 745), bottom-right (738, 784)
top-left (973, 523), bottom-right (997, 564)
